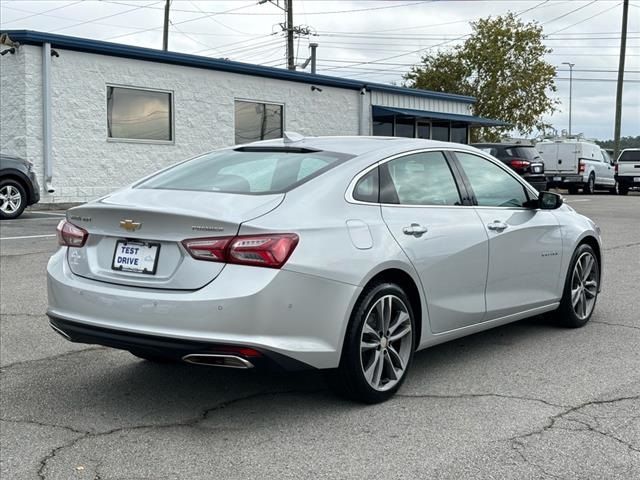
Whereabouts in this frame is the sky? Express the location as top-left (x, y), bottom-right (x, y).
top-left (1, 0), bottom-right (638, 140)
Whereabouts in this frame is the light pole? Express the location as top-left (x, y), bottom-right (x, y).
top-left (562, 62), bottom-right (575, 136)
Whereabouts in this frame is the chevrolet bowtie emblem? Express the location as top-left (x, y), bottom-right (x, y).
top-left (119, 219), bottom-right (142, 232)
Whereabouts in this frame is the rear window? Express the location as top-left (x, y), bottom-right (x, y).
top-left (618, 150), bottom-right (640, 162)
top-left (505, 147), bottom-right (540, 160)
top-left (137, 149), bottom-right (352, 194)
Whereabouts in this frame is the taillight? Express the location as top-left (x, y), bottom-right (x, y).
top-left (614, 163), bottom-right (618, 173)
top-left (182, 233), bottom-right (299, 269)
top-left (579, 160), bottom-right (585, 173)
top-left (509, 158), bottom-right (530, 171)
top-left (56, 219), bottom-right (88, 247)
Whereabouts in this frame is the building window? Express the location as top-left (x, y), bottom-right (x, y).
top-left (107, 86), bottom-right (173, 142)
top-left (450, 124), bottom-right (468, 144)
top-left (235, 100), bottom-right (283, 145)
top-left (395, 117), bottom-right (415, 138)
top-left (431, 122), bottom-right (450, 142)
top-left (372, 117), bottom-right (394, 136)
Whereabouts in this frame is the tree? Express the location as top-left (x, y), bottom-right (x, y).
top-left (596, 136), bottom-right (640, 150)
top-left (404, 13), bottom-right (558, 141)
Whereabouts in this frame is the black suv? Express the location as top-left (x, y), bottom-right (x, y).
top-left (0, 154), bottom-right (41, 219)
top-left (471, 143), bottom-right (547, 192)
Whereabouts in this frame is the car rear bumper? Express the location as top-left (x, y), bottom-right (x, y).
top-left (615, 175), bottom-right (640, 186)
top-left (545, 174), bottom-right (584, 186)
top-left (47, 248), bottom-right (360, 370)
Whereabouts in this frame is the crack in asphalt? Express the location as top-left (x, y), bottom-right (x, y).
top-left (603, 241), bottom-right (640, 252)
top-left (509, 394), bottom-right (640, 475)
top-left (397, 392), bottom-right (569, 409)
top-left (592, 320), bottom-right (640, 331)
top-left (0, 346), bottom-right (106, 372)
top-left (31, 388), bottom-right (323, 480)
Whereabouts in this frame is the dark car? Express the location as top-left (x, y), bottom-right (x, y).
top-left (0, 153), bottom-right (40, 219)
top-left (471, 143), bottom-right (547, 192)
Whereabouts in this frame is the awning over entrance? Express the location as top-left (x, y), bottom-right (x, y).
top-left (372, 105), bottom-right (510, 127)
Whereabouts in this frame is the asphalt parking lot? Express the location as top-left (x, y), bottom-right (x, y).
top-left (1, 195), bottom-right (639, 480)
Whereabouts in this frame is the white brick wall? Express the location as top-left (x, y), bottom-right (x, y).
top-left (0, 45), bottom-right (471, 204)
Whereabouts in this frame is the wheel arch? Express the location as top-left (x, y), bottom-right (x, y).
top-left (357, 266), bottom-right (425, 348)
top-left (1, 170), bottom-right (35, 203)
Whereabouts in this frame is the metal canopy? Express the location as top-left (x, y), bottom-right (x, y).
top-left (372, 105), bottom-right (511, 127)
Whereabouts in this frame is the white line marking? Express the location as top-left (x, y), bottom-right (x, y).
top-left (1, 234), bottom-right (56, 240)
top-left (28, 211), bottom-right (66, 216)
top-left (567, 199), bottom-right (591, 202)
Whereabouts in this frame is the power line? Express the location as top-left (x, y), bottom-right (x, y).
top-left (541, 0), bottom-right (599, 26)
top-left (0, 0), bottom-right (83, 24)
top-left (53, 1), bottom-right (164, 34)
top-left (547, 1), bottom-right (622, 35)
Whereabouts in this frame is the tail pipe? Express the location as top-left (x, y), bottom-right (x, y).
top-left (182, 354), bottom-right (254, 369)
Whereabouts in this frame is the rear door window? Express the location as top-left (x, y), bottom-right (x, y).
top-left (618, 150), bottom-right (640, 162)
top-left (381, 152), bottom-right (462, 206)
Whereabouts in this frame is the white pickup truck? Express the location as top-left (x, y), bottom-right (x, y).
top-left (536, 140), bottom-right (616, 194)
top-left (615, 148), bottom-right (640, 195)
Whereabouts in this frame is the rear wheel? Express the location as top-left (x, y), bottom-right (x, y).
top-left (0, 179), bottom-right (27, 219)
top-left (551, 244), bottom-right (600, 328)
top-left (584, 174), bottom-right (595, 194)
top-left (328, 283), bottom-right (415, 403)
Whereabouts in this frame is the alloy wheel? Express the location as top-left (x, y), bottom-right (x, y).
top-left (360, 294), bottom-right (413, 392)
top-left (0, 185), bottom-right (22, 215)
top-left (571, 252), bottom-right (598, 320)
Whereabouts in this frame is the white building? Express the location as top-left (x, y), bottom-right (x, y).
top-left (0, 30), bottom-right (506, 205)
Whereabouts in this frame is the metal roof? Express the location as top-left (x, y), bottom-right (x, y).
top-left (2, 30), bottom-right (476, 104)
top-left (372, 105), bottom-right (510, 127)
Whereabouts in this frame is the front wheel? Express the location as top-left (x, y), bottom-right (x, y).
top-left (328, 283), bottom-right (415, 403)
top-left (552, 244), bottom-right (600, 328)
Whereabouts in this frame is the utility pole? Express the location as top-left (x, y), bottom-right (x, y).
top-left (613, 0), bottom-right (629, 161)
top-left (286, 0), bottom-right (294, 70)
top-left (309, 43), bottom-right (318, 74)
top-left (562, 62), bottom-right (575, 136)
top-left (162, 0), bottom-right (170, 51)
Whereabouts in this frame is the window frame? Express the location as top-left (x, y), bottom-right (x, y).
top-left (106, 84), bottom-right (175, 145)
top-left (449, 150), bottom-right (539, 209)
top-left (233, 98), bottom-right (285, 145)
top-left (345, 148), bottom-right (475, 208)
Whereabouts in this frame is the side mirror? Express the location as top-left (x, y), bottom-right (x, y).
top-left (538, 191), bottom-right (563, 210)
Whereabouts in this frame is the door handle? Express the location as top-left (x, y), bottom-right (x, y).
top-left (487, 221), bottom-right (508, 231)
top-left (403, 223), bottom-right (428, 237)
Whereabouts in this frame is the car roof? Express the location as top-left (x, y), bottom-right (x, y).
top-left (470, 143), bottom-right (534, 148)
top-left (245, 135), bottom-right (477, 157)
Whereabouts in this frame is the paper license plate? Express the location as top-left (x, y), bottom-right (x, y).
top-left (532, 166), bottom-right (542, 173)
top-left (553, 176), bottom-right (562, 181)
top-left (112, 240), bottom-right (160, 275)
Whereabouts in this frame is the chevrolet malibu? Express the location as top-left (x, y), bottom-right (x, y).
top-left (47, 135), bottom-right (602, 403)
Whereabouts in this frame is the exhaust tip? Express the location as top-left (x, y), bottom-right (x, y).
top-left (182, 353), bottom-right (254, 369)
top-left (49, 321), bottom-right (71, 341)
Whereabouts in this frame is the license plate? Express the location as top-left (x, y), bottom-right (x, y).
top-left (634, 177), bottom-right (640, 182)
top-left (553, 176), bottom-right (562, 181)
top-left (532, 166), bottom-right (542, 173)
top-left (112, 240), bottom-right (160, 275)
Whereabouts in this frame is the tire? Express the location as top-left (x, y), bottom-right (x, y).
top-left (130, 350), bottom-right (178, 363)
top-left (551, 244), bottom-right (600, 328)
top-left (0, 178), bottom-right (27, 219)
top-left (584, 174), bottom-right (595, 194)
top-left (327, 282), bottom-right (416, 403)
top-left (618, 184), bottom-right (629, 195)
top-left (609, 183), bottom-right (619, 195)
top-left (567, 185), bottom-right (578, 195)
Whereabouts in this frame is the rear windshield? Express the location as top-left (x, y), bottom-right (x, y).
top-left (137, 148), bottom-right (353, 194)
top-left (618, 150), bottom-right (640, 162)
top-left (505, 147), bottom-right (541, 161)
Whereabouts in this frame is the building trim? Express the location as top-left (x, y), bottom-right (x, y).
top-left (3, 30), bottom-right (477, 104)
top-left (372, 105), bottom-right (511, 127)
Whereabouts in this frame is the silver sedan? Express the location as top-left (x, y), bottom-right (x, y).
top-left (47, 135), bottom-right (603, 403)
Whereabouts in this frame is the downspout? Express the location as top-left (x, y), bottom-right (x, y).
top-left (42, 42), bottom-right (55, 193)
top-left (358, 85), bottom-right (369, 136)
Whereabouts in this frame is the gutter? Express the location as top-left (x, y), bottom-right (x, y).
top-left (42, 42), bottom-right (54, 193)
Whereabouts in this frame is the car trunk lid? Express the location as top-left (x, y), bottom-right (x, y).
top-left (65, 188), bottom-right (284, 290)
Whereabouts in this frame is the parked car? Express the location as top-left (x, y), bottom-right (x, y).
top-left (615, 148), bottom-right (640, 195)
top-left (536, 140), bottom-right (616, 194)
top-left (47, 136), bottom-right (603, 403)
top-left (470, 143), bottom-right (547, 192)
top-left (0, 153), bottom-right (40, 219)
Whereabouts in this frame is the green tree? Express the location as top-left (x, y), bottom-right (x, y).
top-left (404, 13), bottom-right (558, 141)
top-left (596, 136), bottom-right (640, 150)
